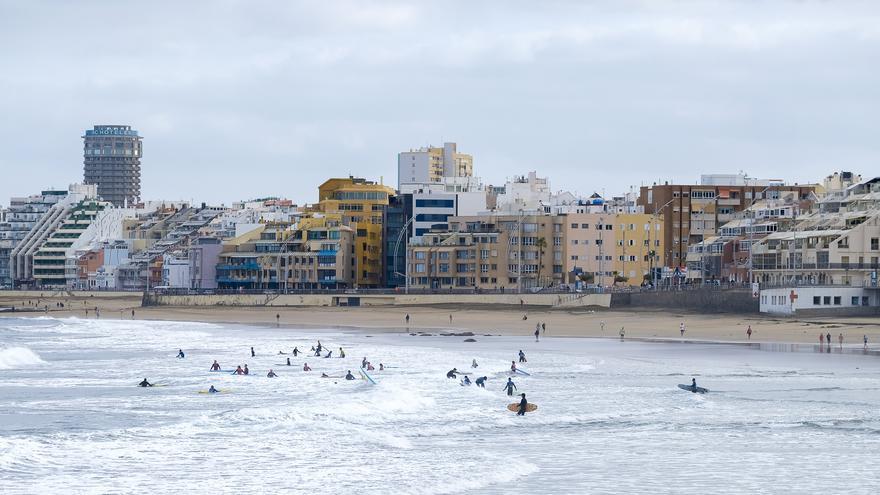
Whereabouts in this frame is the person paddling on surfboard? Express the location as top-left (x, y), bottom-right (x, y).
top-left (503, 377), bottom-right (517, 396)
top-left (517, 393), bottom-right (528, 416)
top-left (138, 378), bottom-right (153, 387)
top-left (208, 385), bottom-right (219, 394)
top-left (345, 370), bottom-right (356, 380)
top-left (211, 360), bottom-right (221, 371)
top-left (267, 369), bottom-right (277, 378)
top-left (177, 349), bottom-right (185, 359)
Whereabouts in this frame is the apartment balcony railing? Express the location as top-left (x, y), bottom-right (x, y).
top-left (216, 262), bottom-right (260, 271)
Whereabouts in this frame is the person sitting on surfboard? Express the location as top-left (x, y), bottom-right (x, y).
top-left (324, 350), bottom-right (333, 358)
top-left (177, 349), bottom-right (185, 359)
top-left (691, 378), bottom-right (697, 391)
top-left (503, 378), bottom-right (517, 396)
top-left (208, 385), bottom-right (219, 394)
top-left (447, 368), bottom-right (459, 379)
top-left (518, 350), bottom-right (526, 363)
top-left (367, 362), bottom-right (375, 371)
top-left (379, 363), bottom-right (384, 370)
top-left (345, 370), bottom-right (356, 380)
top-left (286, 357), bottom-right (291, 366)
top-left (462, 375), bottom-right (471, 386)
top-left (234, 365), bottom-right (244, 375)
top-left (303, 363), bottom-right (311, 371)
top-left (517, 393), bottom-right (528, 416)
top-left (510, 361), bottom-right (517, 373)
top-left (476, 376), bottom-right (487, 388)
top-left (138, 378), bottom-right (153, 387)
top-left (267, 369), bottom-right (277, 378)
top-left (339, 347), bottom-right (345, 358)
top-left (210, 360), bottom-right (221, 371)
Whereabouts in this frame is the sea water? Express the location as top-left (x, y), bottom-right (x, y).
top-left (1, 316), bottom-right (879, 494)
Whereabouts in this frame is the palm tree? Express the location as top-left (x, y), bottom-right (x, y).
top-left (535, 237), bottom-right (547, 287)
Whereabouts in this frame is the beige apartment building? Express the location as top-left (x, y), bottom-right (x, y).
top-left (407, 213), bottom-right (565, 291)
top-left (564, 213), bottom-right (664, 286)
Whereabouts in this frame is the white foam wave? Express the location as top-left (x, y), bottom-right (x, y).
top-left (0, 347), bottom-right (46, 370)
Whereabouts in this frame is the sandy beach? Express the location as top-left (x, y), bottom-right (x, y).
top-left (2, 293), bottom-right (880, 346)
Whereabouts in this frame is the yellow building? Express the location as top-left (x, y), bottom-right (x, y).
top-left (397, 142), bottom-right (473, 187)
top-left (315, 177), bottom-right (395, 287)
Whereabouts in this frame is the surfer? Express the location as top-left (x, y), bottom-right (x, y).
top-left (321, 372), bottom-right (329, 378)
top-left (518, 350), bottom-right (526, 363)
top-left (475, 376), bottom-right (487, 388)
top-left (379, 363), bottom-right (384, 371)
top-left (339, 347), bottom-right (345, 358)
top-left (303, 363), bottom-right (312, 371)
top-left (517, 393), bottom-right (528, 416)
top-left (447, 368), bottom-right (459, 379)
top-left (405, 313), bottom-right (410, 325)
top-left (361, 357), bottom-right (368, 369)
top-left (286, 357), bottom-right (291, 366)
top-left (462, 375), bottom-right (471, 386)
top-left (210, 360), bottom-right (221, 371)
top-left (367, 362), bottom-right (375, 371)
top-left (177, 349), bottom-right (185, 359)
top-left (267, 369), bottom-right (277, 378)
top-left (471, 359), bottom-right (478, 368)
top-left (826, 332), bottom-right (832, 346)
top-left (534, 327), bottom-right (539, 342)
top-left (345, 370), bottom-right (356, 380)
top-left (234, 365), bottom-right (244, 375)
top-left (503, 377), bottom-right (517, 396)
top-left (324, 350), bottom-right (333, 358)
top-left (138, 378), bottom-right (153, 387)
top-left (510, 361), bottom-right (517, 373)
top-left (243, 364), bottom-right (250, 375)
top-left (747, 326), bottom-right (752, 339)
top-left (619, 327), bottom-right (625, 341)
top-left (690, 377), bottom-right (698, 392)
top-left (208, 385), bottom-right (219, 394)
top-left (251, 346), bottom-right (255, 357)
top-left (293, 347), bottom-right (300, 357)
top-left (316, 341), bottom-right (323, 354)
top-left (680, 322), bottom-right (685, 337)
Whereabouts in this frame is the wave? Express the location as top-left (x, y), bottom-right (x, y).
top-left (0, 347), bottom-right (47, 370)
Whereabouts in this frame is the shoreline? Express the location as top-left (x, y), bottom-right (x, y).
top-left (2, 294), bottom-right (880, 350)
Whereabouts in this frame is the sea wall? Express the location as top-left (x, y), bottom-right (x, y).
top-left (143, 292), bottom-right (612, 308)
top-left (610, 289), bottom-right (759, 314)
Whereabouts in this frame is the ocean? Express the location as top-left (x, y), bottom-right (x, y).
top-left (1, 316), bottom-right (879, 494)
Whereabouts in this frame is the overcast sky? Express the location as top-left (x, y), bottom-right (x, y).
top-left (1, 0), bottom-right (878, 206)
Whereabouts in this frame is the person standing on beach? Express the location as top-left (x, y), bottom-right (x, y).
top-left (838, 333), bottom-right (844, 349)
top-left (680, 322), bottom-right (685, 337)
top-left (449, 314), bottom-right (453, 324)
top-left (864, 335), bottom-right (869, 350)
top-left (276, 314), bottom-right (280, 327)
top-left (826, 332), bottom-right (832, 346)
top-left (619, 327), bottom-right (625, 341)
top-left (517, 393), bottom-right (529, 416)
top-left (542, 322), bottom-right (546, 334)
top-left (747, 325), bottom-right (752, 339)
top-left (600, 320), bottom-right (606, 333)
top-left (503, 377), bottom-right (517, 396)
top-left (405, 313), bottom-right (410, 325)
top-left (131, 309), bottom-right (135, 319)
top-left (534, 327), bottom-right (540, 342)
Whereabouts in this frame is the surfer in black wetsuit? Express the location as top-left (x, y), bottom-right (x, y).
top-left (286, 357), bottom-right (291, 366)
top-left (208, 385), bottom-right (219, 394)
top-left (138, 378), bottom-right (152, 387)
top-left (503, 378), bottom-right (517, 396)
top-left (462, 375), bottom-right (471, 386)
top-left (446, 368), bottom-right (459, 379)
top-left (691, 378), bottom-right (698, 392)
top-left (362, 357), bottom-right (368, 369)
top-left (177, 349), bottom-right (185, 358)
top-left (517, 393), bottom-right (528, 416)
top-left (251, 347), bottom-right (255, 357)
top-left (267, 369), bottom-right (277, 378)
top-left (293, 347), bottom-right (300, 357)
top-left (476, 376), bottom-right (487, 388)
top-left (518, 350), bottom-right (526, 363)
top-left (345, 370), bottom-right (356, 380)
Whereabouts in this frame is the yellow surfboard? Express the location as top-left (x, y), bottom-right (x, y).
top-left (507, 403), bottom-right (538, 413)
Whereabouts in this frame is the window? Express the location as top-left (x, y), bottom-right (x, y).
top-left (814, 296), bottom-right (821, 305)
top-left (872, 238), bottom-right (879, 250)
top-left (581, 223), bottom-right (589, 229)
top-left (852, 297), bottom-right (860, 306)
top-left (571, 255), bottom-right (579, 260)
top-left (571, 239), bottom-right (579, 245)
top-left (480, 264), bottom-right (489, 272)
top-left (415, 263), bottom-right (426, 272)
top-left (415, 199), bottom-right (454, 208)
top-left (833, 296), bottom-right (842, 306)
top-left (823, 296), bottom-right (831, 305)
top-left (571, 223), bottom-right (578, 229)
top-left (415, 251), bottom-right (426, 260)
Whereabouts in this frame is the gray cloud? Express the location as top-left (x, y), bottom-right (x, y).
top-left (1, 0), bottom-right (878, 205)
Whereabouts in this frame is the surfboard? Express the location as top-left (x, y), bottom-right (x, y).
top-left (208, 369), bottom-right (228, 372)
top-left (515, 368), bottom-right (531, 376)
top-left (678, 384), bottom-right (709, 394)
top-left (198, 390), bottom-right (229, 394)
top-left (507, 402), bottom-right (538, 413)
top-left (359, 369), bottom-right (377, 385)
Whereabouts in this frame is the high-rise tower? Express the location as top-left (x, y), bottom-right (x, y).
top-left (83, 125), bottom-right (142, 206)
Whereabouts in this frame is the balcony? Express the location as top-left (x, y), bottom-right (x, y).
top-left (216, 262), bottom-right (260, 271)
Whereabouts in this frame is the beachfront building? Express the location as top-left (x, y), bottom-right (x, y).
top-left (397, 142), bottom-right (473, 189)
top-left (216, 216), bottom-right (354, 291)
top-left (638, 175), bottom-right (817, 269)
top-left (751, 177), bottom-right (880, 290)
top-left (82, 125), bottom-right (143, 207)
top-left (564, 212), bottom-right (664, 287)
top-left (407, 212), bottom-right (566, 291)
top-left (312, 177), bottom-right (395, 288)
top-left (0, 189), bottom-right (69, 286)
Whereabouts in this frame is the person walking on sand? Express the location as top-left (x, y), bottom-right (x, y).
top-left (534, 327), bottom-right (540, 342)
top-left (600, 320), bottom-right (606, 333)
top-left (542, 322), bottom-right (546, 334)
top-left (747, 325), bottom-right (752, 340)
top-left (449, 314), bottom-right (453, 324)
top-left (864, 335), bottom-right (869, 350)
top-left (826, 332), bottom-right (832, 346)
top-left (819, 333), bottom-right (824, 345)
top-left (405, 313), bottom-right (410, 325)
top-left (838, 333), bottom-right (844, 349)
top-left (619, 327), bottom-right (625, 341)
top-left (680, 322), bottom-right (685, 337)
top-left (276, 314), bottom-right (280, 327)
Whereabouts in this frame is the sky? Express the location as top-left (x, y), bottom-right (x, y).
top-left (1, 0), bottom-right (879, 206)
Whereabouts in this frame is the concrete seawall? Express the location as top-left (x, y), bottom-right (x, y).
top-left (142, 292), bottom-right (612, 308)
top-left (610, 289), bottom-right (759, 314)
